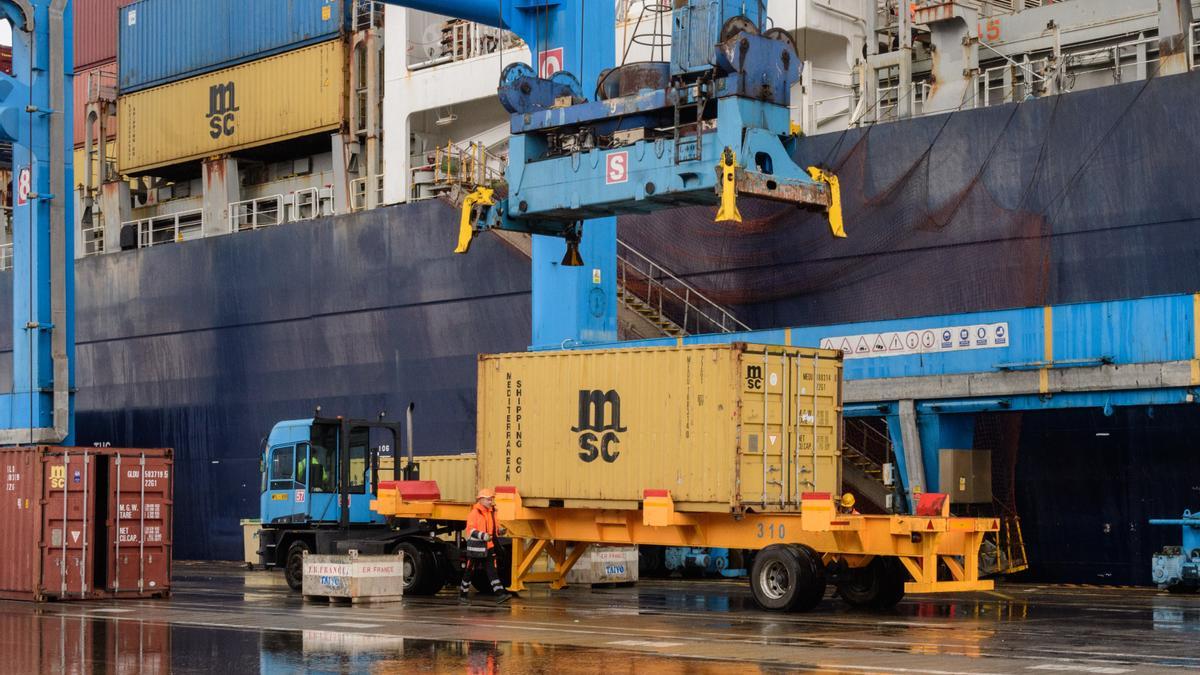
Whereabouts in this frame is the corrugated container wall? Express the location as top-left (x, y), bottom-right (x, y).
top-left (477, 344), bottom-right (843, 513)
top-left (118, 0), bottom-right (347, 93)
top-left (0, 446), bottom-right (173, 602)
top-left (74, 61), bottom-right (118, 149)
top-left (74, 147), bottom-right (117, 190)
top-left (407, 454), bottom-right (478, 503)
top-left (118, 40), bottom-right (346, 174)
top-left (75, 0), bottom-right (126, 69)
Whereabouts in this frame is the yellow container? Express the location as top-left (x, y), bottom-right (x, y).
top-left (477, 343), bottom-right (843, 513)
top-left (117, 40), bottom-right (345, 174)
top-left (378, 454), bottom-right (478, 504)
top-left (73, 146), bottom-right (119, 189)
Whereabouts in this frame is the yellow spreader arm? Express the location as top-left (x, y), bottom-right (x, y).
top-left (456, 186), bottom-right (496, 254)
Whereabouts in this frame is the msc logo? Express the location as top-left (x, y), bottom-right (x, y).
top-left (207, 82), bottom-right (240, 140)
top-left (746, 365), bottom-right (764, 390)
top-left (570, 389), bottom-right (626, 463)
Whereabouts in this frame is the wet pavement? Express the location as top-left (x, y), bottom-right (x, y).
top-left (2, 562), bottom-right (1199, 673)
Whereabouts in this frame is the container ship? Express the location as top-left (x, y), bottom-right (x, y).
top-left (3, 0), bottom-right (1198, 585)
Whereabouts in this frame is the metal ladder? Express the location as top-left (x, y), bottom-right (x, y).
top-left (673, 82), bottom-right (707, 165)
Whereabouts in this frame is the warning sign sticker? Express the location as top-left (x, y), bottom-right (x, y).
top-left (820, 323), bottom-right (1009, 360)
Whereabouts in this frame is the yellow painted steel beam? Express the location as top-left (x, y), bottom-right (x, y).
top-left (369, 494), bottom-right (471, 522)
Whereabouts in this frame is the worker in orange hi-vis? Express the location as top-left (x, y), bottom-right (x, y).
top-left (460, 488), bottom-right (512, 604)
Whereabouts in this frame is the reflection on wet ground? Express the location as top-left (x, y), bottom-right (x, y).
top-left (1, 562), bottom-right (1199, 674)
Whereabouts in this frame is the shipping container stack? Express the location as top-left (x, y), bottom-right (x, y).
top-left (62, 0), bottom-right (380, 257)
top-left (113, 0), bottom-right (358, 246)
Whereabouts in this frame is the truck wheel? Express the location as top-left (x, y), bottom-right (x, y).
top-left (1166, 582), bottom-right (1198, 594)
top-left (397, 542), bottom-right (443, 596)
top-left (837, 557), bottom-right (907, 609)
top-left (791, 545), bottom-right (828, 612)
top-left (750, 545), bottom-right (809, 611)
top-left (285, 541), bottom-right (310, 592)
top-left (639, 546), bottom-right (665, 577)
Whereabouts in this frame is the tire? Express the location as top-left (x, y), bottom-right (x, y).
top-left (397, 542), bottom-right (444, 596)
top-left (639, 546), bottom-right (665, 578)
top-left (874, 558), bottom-right (907, 608)
top-left (284, 540), bottom-right (310, 592)
top-left (750, 545), bottom-right (809, 611)
top-left (791, 545), bottom-right (828, 612)
top-left (1166, 582), bottom-right (1199, 594)
top-left (837, 557), bottom-right (907, 609)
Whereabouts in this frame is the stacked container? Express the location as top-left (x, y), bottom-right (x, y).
top-left (74, 0), bottom-right (125, 169)
top-left (0, 446), bottom-right (173, 602)
top-left (116, 0), bottom-right (350, 174)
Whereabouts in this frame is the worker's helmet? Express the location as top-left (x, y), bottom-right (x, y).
top-left (477, 488), bottom-right (496, 500)
top-left (840, 493), bottom-right (856, 509)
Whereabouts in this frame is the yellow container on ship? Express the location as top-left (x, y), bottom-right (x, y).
top-left (476, 343), bottom-right (844, 513)
top-left (117, 40), bottom-right (345, 174)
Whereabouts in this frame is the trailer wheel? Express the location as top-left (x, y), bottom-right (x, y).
top-left (285, 541), bottom-right (310, 592)
top-left (397, 542), bottom-right (444, 596)
top-left (750, 545), bottom-right (809, 611)
top-left (639, 546), bottom-right (665, 577)
top-left (1166, 582), bottom-right (1199, 594)
top-left (837, 557), bottom-right (907, 609)
top-left (790, 545), bottom-right (828, 612)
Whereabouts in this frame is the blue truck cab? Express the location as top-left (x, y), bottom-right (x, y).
top-left (255, 413), bottom-right (474, 594)
top-left (260, 418), bottom-right (386, 528)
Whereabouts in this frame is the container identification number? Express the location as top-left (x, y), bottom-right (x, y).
top-left (756, 522), bottom-right (786, 540)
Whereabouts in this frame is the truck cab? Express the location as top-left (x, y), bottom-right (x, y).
top-left (258, 416), bottom-right (412, 589)
top-left (260, 418), bottom-right (388, 528)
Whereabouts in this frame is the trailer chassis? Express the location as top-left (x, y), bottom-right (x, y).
top-left (373, 485), bottom-right (997, 611)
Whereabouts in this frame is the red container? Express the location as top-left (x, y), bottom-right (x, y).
top-left (0, 446), bottom-right (173, 602)
top-left (0, 46), bottom-right (11, 75)
top-left (76, 0), bottom-right (127, 69)
top-left (74, 60), bottom-right (119, 150)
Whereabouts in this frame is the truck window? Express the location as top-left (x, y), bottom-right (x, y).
top-left (307, 443), bottom-right (335, 493)
top-left (269, 445), bottom-right (296, 490)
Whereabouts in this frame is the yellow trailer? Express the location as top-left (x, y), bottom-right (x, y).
top-left (372, 343), bottom-right (997, 612)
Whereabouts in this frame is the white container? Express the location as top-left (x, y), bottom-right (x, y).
top-left (301, 551), bottom-right (406, 603)
top-left (565, 546), bottom-right (639, 586)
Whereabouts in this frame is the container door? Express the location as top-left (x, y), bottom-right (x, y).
top-left (40, 451), bottom-right (99, 597)
top-left (740, 353), bottom-right (791, 508)
top-left (0, 450), bottom-right (40, 599)
top-left (108, 453), bottom-right (173, 594)
top-left (790, 353), bottom-right (843, 500)
top-left (263, 444), bottom-right (306, 523)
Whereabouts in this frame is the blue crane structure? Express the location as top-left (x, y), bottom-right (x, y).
top-left (384, 0), bottom-right (842, 349)
top-left (0, 0), bottom-right (74, 446)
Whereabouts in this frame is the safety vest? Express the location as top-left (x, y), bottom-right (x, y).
top-left (297, 456), bottom-right (322, 485)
